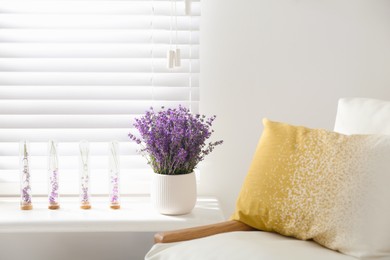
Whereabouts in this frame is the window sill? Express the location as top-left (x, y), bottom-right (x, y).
top-left (0, 196), bottom-right (225, 233)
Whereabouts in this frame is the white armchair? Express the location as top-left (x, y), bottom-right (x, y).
top-left (146, 98), bottom-right (390, 260)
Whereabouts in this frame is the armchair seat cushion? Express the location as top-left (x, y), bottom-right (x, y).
top-left (145, 231), bottom-right (356, 260)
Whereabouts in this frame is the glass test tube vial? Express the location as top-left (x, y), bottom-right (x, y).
top-left (109, 141), bottom-right (120, 209)
top-left (20, 140), bottom-right (32, 210)
top-left (79, 140), bottom-right (91, 209)
top-left (48, 140), bottom-right (60, 210)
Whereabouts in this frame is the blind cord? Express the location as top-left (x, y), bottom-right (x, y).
top-left (168, 0), bottom-right (175, 68)
top-left (174, 0), bottom-right (181, 67)
top-left (168, 0), bottom-right (181, 68)
top-left (151, 0), bottom-right (155, 107)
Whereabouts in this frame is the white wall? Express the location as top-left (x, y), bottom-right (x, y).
top-left (198, 0), bottom-right (390, 217)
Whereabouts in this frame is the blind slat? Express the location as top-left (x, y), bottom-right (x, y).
top-left (0, 100), bottom-right (195, 115)
top-left (0, 170), bottom-right (152, 195)
top-left (0, 58), bottom-right (200, 73)
top-left (0, 139), bottom-right (139, 156)
top-left (0, 72), bottom-right (199, 86)
top-left (0, 115), bottom-right (138, 128)
top-left (0, 128), bottom-right (138, 142)
top-left (0, 86), bottom-right (197, 100)
top-left (0, 169), bottom-right (152, 184)
top-left (0, 30), bottom-right (200, 44)
top-left (0, 43), bottom-right (199, 59)
top-left (0, 142), bottom-right (139, 156)
top-left (0, 14), bottom-right (200, 30)
top-left (0, 155), bottom-right (148, 170)
top-left (0, 1), bottom-right (201, 16)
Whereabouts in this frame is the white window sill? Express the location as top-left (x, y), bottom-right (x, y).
top-left (0, 196), bottom-right (225, 233)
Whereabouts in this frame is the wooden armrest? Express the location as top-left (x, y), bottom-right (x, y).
top-left (154, 220), bottom-right (256, 243)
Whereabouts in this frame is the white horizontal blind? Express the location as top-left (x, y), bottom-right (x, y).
top-left (0, 0), bottom-right (200, 195)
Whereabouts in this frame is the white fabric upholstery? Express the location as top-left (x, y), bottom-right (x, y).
top-left (145, 231), bottom-right (356, 260)
top-left (334, 98), bottom-right (390, 134)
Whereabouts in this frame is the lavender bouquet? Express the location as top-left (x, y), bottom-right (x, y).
top-left (128, 106), bottom-right (223, 175)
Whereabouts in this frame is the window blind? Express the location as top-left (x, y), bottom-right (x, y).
top-left (0, 0), bottom-right (200, 196)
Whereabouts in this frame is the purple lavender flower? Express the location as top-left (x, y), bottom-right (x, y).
top-left (81, 186), bottom-right (89, 204)
top-left (110, 175), bottom-right (119, 204)
top-left (22, 186), bottom-right (31, 204)
top-left (80, 175), bottom-right (89, 204)
top-left (128, 106), bottom-right (223, 175)
top-left (49, 169), bottom-right (59, 205)
top-left (21, 157), bottom-right (32, 204)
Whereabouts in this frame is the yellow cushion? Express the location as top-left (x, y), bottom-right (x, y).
top-left (232, 118), bottom-right (390, 258)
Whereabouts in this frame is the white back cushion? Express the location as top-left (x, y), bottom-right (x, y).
top-left (334, 98), bottom-right (390, 134)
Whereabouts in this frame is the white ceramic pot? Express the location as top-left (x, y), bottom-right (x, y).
top-left (151, 171), bottom-right (197, 215)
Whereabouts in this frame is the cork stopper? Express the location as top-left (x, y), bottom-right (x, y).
top-left (48, 203), bottom-right (60, 210)
top-left (110, 204), bottom-right (120, 210)
top-left (21, 204), bottom-right (33, 210)
top-left (80, 203), bottom-right (91, 210)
